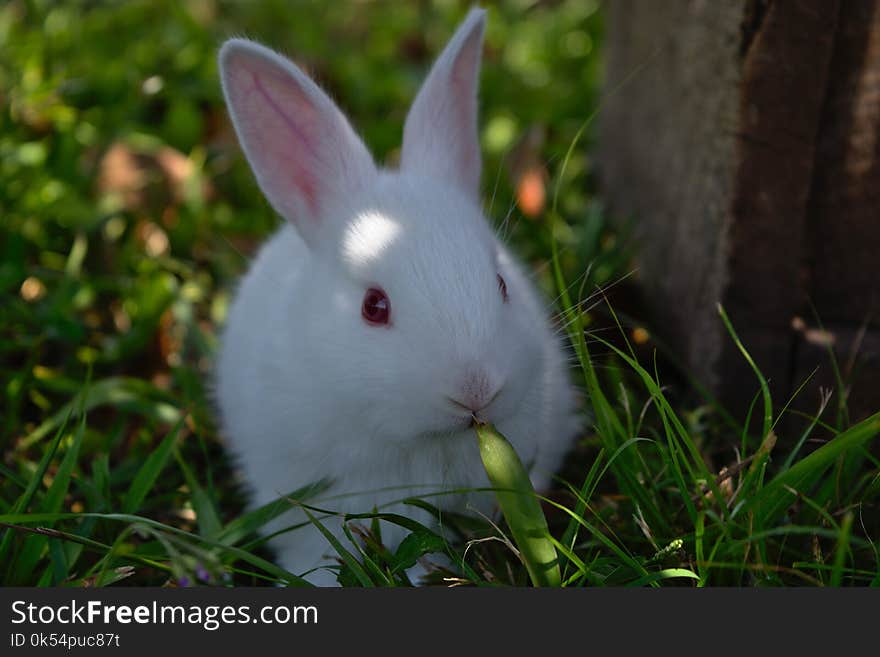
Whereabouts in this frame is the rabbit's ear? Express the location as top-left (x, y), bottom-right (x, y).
top-left (219, 39), bottom-right (376, 246)
top-left (401, 8), bottom-right (486, 201)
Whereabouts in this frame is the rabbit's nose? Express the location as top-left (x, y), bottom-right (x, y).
top-left (448, 369), bottom-right (502, 413)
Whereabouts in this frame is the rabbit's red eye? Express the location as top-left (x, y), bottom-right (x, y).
top-left (497, 274), bottom-right (509, 303)
top-left (362, 287), bottom-right (390, 326)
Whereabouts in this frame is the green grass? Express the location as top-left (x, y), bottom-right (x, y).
top-left (2, 0), bottom-right (879, 588)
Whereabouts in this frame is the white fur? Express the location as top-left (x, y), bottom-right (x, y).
top-left (215, 8), bottom-right (580, 586)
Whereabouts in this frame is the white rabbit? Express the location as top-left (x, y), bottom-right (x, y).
top-left (215, 8), bottom-right (580, 586)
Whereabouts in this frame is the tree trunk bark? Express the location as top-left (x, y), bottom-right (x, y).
top-left (599, 0), bottom-right (880, 426)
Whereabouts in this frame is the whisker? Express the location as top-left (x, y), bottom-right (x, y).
top-left (486, 147), bottom-right (509, 219)
top-left (549, 269), bottom-right (638, 326)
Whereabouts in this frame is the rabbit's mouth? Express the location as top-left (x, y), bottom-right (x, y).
top-left (418, 410), bottom-right (498, 442)
top-left (414, 394), bottom-right (507, 441)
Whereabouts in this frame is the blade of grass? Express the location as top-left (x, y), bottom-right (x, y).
top-left (559, 437), bottom-right (657, 579)
top-left (340, 521), bottom-right (392, 586)
top-left (173, 448), bottom-right (222, 539)
top-left (0, 512), bottom-right (310, 586)
top-left (780, 391), bottom-right (833, 473)
top-left (549, 536), bottom-right (601, 586)
top-left (625, 568), bottom-right (701, 587)
top-left (543, 497), bottom-right (649, 579)
top-left (740, 389), bottom-right (762, 457)
top-left (559, 447), bottom-right (606, 580)
top-left (745, 413), bottom-right (880, 527)
top-left (16, 377), bottom-right (181, 453)
top-left (13, 413), bottom-right (86, 584)
top-left (121, 419), bottom-right (183, 514)
top-left (830, 511), bottom-right (854, 587)
top-left (0, 462), bottom-right (28, 490)
top-left (807, 305), bottom-right (850, 430)
top-left (694, 511), bottom-right (706, 587)
top-left (545, 95), bottom-right (673, 535)
top-left (717, 304), bottom-right (772, 441)
top-left (301, 506), bottom-right (372, 587)
top-left (216, 480), bottom-right (331, 547)
top-left (0, 409), bottom-right (71, 582)
top-left (587, 331), bottom-right (727, 520)
top-left (0, 521), bottom-right (169, 574)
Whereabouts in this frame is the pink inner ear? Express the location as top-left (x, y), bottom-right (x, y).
top-left (450, 85), bottom-right (479, 178)
top-left (241, 66), bottom-right (321, 217)
top-left (401, 18), bottom-right (483, 198)
top-left (449, 28), bottom-right (482, 180)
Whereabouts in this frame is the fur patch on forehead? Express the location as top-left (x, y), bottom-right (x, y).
top-left (342, 211), bottom-right (401, 266)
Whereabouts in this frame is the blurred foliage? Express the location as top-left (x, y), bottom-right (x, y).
top-left (0, 0), bottom-right (612, 584)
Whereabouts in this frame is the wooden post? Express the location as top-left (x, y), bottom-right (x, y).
top-left (599, 0), bottom-right (880, 423)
